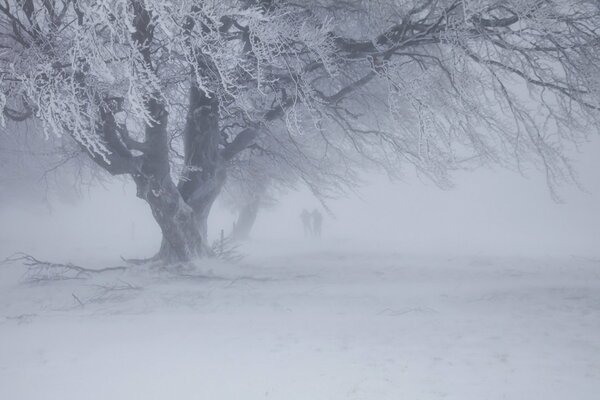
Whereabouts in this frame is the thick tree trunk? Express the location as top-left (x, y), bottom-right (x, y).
top-left (145, 76), bottom-right (235, 262)
top-left (132, 99), bottom-right (207, 263)
top-left (179, 168), bottom-right (226, 243)
top-left (143, 180), bottom-right (205, 263)
top-left (176, 78), bottom-right (227, 249)
top-left (154, 172), bottom-right (225, 260)
top-left (231, 197), bottom-right (260, 241)
top-left (231, 178), bottom-right (269, 241)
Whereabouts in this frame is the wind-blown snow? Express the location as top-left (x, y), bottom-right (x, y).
top-left (1, 241), bottom-right (599, 399)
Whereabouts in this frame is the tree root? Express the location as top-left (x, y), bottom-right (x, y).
top-left (120, 235), bottom-right (244, 267)
top-left (120, 255), bottom-right (159, 266)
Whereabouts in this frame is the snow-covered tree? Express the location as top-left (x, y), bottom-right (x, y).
top-left (1, 0), bottom-right (599, 262)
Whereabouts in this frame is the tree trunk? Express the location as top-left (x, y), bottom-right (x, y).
top-left (132, 99), bottom-right (207, 263)
top-left (176, 78), bottom-right (227, 249)
top-left (153, 170), bottom-right (226, 259)
top-left (231, 177), bottom-right (269, 241)
top-left (231, 197), bottom-right (261, 240)
top-left (144, 76), bottom-right (234, 262)
top-left (143, 179), bottom-right (205, 263)
top-left (178, 168), bottom-right (226, 242)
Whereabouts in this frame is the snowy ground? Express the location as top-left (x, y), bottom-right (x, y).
top-left (1, 241), bottom-right (600, 400)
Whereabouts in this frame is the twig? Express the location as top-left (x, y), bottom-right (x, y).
top-left (211, 235), bottom-right (245, 263)
top-left (5, 313), bottom-right (37, 324)
top-left (72, 293), bottom-right (84, 307)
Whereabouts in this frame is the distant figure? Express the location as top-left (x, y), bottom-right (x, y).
top-left (312, 208), bottom-right (323, 237)
top-left (300, 209), bottom-right (312, 237)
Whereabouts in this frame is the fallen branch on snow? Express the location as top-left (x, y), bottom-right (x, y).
top-left (2, 252), bottom-right (127, 283)
top-left (70, 279), bottom-right (142, 307)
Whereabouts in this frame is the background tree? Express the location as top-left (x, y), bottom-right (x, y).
top-left (0, 120), bottom-right (94, 208)
top-left (1, 0), bottom-right (599, 263)
top-left (224, 156), bottom-right (275, 241)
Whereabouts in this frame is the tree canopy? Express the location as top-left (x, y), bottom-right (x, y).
top-left (2, 0), bottom-right (599, 261)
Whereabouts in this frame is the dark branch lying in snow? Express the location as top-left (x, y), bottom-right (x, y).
top-left (2, 252), bottom-right (127, 283)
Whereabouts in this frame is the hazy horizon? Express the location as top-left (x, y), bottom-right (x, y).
top-left (2, 136), bottom-right (598, 262)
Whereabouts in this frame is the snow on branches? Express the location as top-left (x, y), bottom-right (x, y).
top-left (0, 0), bottom-right (335, 161)
top-left (1, 0), bottom-right (599, 200)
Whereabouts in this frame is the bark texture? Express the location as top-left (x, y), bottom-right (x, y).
top-left (132, 100), bottom-right (206, 262)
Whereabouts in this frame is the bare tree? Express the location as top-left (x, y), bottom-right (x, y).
top-left (1, 0), bottom-right (599, 262)
top-left (0, 120), bottom-right (94, 208)
top-left (224, 152), bottom-right (277, 241)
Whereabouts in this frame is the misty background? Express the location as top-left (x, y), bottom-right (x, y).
top-left (2, 137), bottom-right (598, 262)
top-left (2, 1), bottom-right (600, 399)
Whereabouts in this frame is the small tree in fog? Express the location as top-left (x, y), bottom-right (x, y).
top-left (0, 121), bottom-right (92, 207)
top-left (224, 155), bottom-right (274, 241)
top-left (1, 0), bottom-right (600, 262)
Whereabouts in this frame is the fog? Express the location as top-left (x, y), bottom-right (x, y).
top-left (2, 148), bottom-right (600, 400)
top-left (2, 1), bottom-right (600, 399)
top-left (2, 138), bottom-right (598, 262)
top-left (250, 144), bottom-right (600, 256)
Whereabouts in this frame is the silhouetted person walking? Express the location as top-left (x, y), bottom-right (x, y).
top-left (312, 208), bottom-right (323, 237)
top-left (301, 209), bottom-right (312, 237)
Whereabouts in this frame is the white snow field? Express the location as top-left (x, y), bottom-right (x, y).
top-left (1, 241), bottom-right (599, 400)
